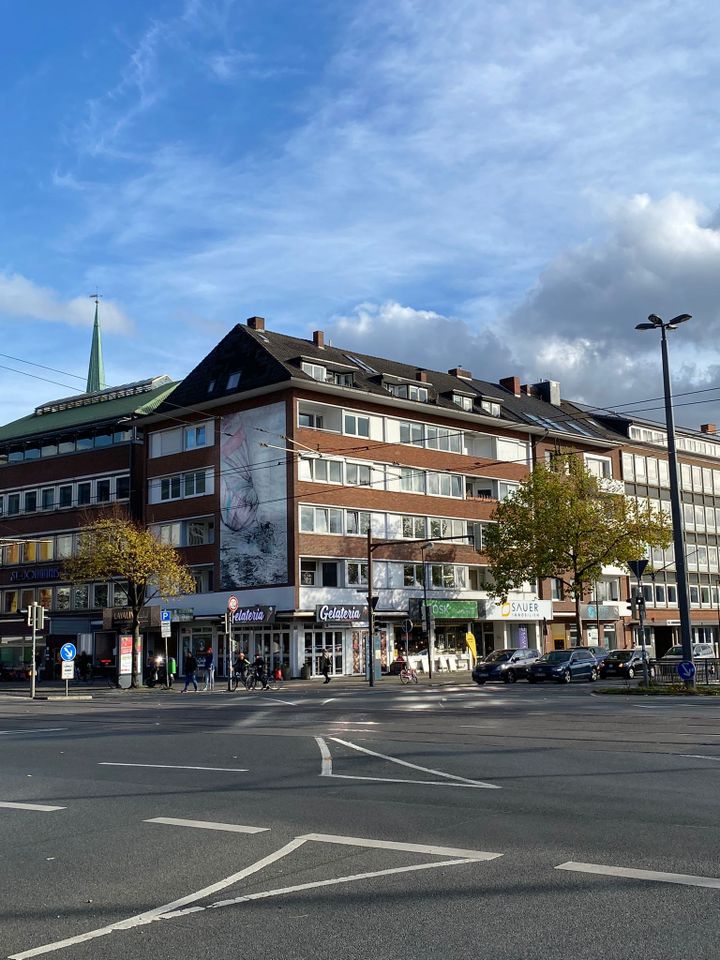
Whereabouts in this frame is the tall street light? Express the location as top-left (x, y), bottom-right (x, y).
top-left (635, 313), bottom-right (694, 679)
top-left (420, 541), bottom-right (435, 680)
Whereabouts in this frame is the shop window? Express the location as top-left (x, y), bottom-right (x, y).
top-left (93, 584), bottom-right (109, 608)
top-left (346, 562), bottom-right (368, 586)
top-left (344, 413), bottom-right (370, 438)
top-left (55, 586), bottom-right (71, 611)
top-left (403, 564), bottom-right (424, 587)
top-left (96, 479), bottom-right (111, 503)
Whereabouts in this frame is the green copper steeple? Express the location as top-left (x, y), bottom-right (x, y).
top-left (86, 296), bottom-right (105, 393)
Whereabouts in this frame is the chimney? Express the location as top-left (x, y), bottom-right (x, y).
top-left (701, 423), bottom-right (717, 434)
top-left (535, 379), bottom-right (561, 406)
top-left (246, 316), bottom-right (265, 331)
top-left (415, 369), bottom-right (429, 383)
top-left (448, 367), bottom-right (472, 380)
top-left (500, 376), bottom-right (521, 397)
top-left (313, 330), bottom-right (325, 349)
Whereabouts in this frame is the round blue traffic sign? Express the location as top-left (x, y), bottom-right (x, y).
top-left (60, 643), bottom-right (77, 662)
top-left (677, 661), bottom-right (696, 681)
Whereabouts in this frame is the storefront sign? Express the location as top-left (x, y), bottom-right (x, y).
top-left (316, 604), bottom-right (368, 624)
top-left (103, 606), bottom-right (160, 630)
top-left (581, 604), bottom-right (620, 621)
top-left (482, 599), bottom-right (552, 621)
top-left (119, 635), bottom-right (133, 675)
top-left (163, 607), bottom-right (195, 622)
top-left (426, 599), bottom-right (479, 619)
top-left (8, 566), bottom-right (60, 583)
top-left (230, 605), bottom-right (276, 625)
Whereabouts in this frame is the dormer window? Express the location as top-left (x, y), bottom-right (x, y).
top-left (387, 383), bottom-right (429, 402)
top-left (480, 399), bottom-right (501, 417)
top-left (302, 362), bottom-right (327, 382)
top-left (452, 394), bottom-right (473, 411)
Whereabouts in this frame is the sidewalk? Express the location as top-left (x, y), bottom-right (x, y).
top-left (0, 671), bottom-right (474, 699)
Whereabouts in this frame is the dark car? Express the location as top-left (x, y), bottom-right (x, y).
top-left (472, 648), bottom-right (540, 685)
top-left (528, 648), bottom-right (598, 684)
top-left (599, 649), bottom-right (656, 680)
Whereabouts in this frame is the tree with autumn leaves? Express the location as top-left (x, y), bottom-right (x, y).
top-left (485, 453), bottom-right (672, 645)
top-left (64, 516), bottom-right (196, 688)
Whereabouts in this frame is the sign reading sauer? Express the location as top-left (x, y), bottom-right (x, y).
top-left (316, 604), bottom-right (368, 624)
top-left (481, 599), bottom-right (552, 621)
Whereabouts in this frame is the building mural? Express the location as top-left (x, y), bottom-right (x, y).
top-left (220, 402), bottom-right (288, 588)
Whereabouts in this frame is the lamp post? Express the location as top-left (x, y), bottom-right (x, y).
top-left (635, 313), bottom-right (694, 684)
top-left (420, 542), bottom-right (435, 680)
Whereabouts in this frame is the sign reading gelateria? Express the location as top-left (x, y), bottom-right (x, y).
top-left (482, 599), bottom-right (553, 621)
top-left (316, 604), bottom-right (368, 624)
top-left (230, 605), bottom-right (276, 625)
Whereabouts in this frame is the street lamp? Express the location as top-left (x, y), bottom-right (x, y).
top-left (420, 542), bottom-right (435, 680)
top-left (635, 313), bottom-right (694, 680)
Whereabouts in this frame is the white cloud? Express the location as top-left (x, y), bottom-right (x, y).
top-left (0, 272), bottom-right (130, 332)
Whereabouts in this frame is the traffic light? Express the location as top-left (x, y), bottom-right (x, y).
top-left (625, 595), bottom-right (639, 618)
top-left (26, 606), bottom-right (33, 626)
top-left (36, 604), bottom-right (45, 630)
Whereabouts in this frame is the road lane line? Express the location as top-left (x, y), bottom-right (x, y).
top-left (202, 859), bottom-right (472, 912)
top-left (679, 754), bottom-right (720, 761)
top-left (322, 698), bottom-right (336, 705)
top-left (99, 763), bottom-right (248, 772)
top-left (324, 773), bottom-right (496, 788)
top-left (0, 728), bottom-right (67, 736)
top-left (145, 818), bottom-right (269, 834)
top-left (299, 833), bottom-right (502, 861)
top-left (8, 838), bottom-right (307, 960)
top-left (556, 860), bottom-right (720, 889)
top-left (329, 736), bottom-right (500, 789)
top-left (0, 801), bottom-right (65, 812)
top-left (316, 736), bottom-right (333, 776)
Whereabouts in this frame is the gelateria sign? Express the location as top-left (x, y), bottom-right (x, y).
top-left (316, 604), bottom-right (368, 624)
top-left (230, 606), bottom-right (276, 625)
top-left (482, 599), bottom-right (552, 621)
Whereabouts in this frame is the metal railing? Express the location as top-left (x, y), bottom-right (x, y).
top-left (653, 659), bottom-right (719, 685)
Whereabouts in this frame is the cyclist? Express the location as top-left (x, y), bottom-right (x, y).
top-left (252, 651), bottom-right (268, 689)
top-left (233, 651), bottom-right (248, 686)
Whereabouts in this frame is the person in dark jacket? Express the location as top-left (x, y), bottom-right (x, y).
top-left (181, 652), bottom-right (198, 692)
top-left (320, 649), bottom-right (332, 684)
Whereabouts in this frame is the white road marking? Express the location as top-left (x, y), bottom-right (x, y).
top-left (299, 833), bottom-right (502, 861)
top-left (8, 838), bottom-right (307, 959)
top-left (316, 736), bottom-right (333, 776)
top-left (10, 830), bottom-right (502, 959)
top-left (99, 763), bottom-right (248, 773)
top-left (678, 754), bottom-right (720, 761)
top-left (329, 736), bottom-right (500, 789)
top-left (199, 859), bottom-right (471, 912)
top-left (145, 818), bottom-right (269, 834)
top-left (556, 860), bottom-right (720, 889)
top-left (0, 801), bottom-right (65, 812)
top-left (322, 698), bottom-right (336, 705)
top-left (0, 728), bottom-right (67, 736)
top-left (261, 696), bottom-right (297, 706)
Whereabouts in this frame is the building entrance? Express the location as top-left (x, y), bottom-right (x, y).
top-left (304, 629), bottom-right (343, 676)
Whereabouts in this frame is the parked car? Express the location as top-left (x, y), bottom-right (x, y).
top-left (472, 648), bottom-right (540, 684)
top-left (528, 648), bottom-right (598, 684)
top-left (599, 649), bottom-right (656, 680)
top-left (660, 643), bottom-right (715, 661)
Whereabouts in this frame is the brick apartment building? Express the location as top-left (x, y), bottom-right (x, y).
top-left (3, 314), bottom-right (720, 679)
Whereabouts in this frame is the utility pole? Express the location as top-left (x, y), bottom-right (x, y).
top-left (367, 528), bottom-right (374, 687)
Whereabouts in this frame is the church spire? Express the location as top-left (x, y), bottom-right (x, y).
top-left (86, 293), bottom-right (106, 393)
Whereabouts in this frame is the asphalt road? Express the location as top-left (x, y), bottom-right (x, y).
top-left (2, 678), bottom-right (720, 960)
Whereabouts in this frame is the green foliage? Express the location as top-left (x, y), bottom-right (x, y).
top-left (64, 516), bottom-right (197, 610)
top-left (485, 453), bottom-right (672, 605)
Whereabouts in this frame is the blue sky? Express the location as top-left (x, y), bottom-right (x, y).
top-left (2, 0), bottom-right (720, 426)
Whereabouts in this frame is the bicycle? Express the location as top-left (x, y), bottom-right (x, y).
top-left (399, 665), bottom-right (418, 684)
top-left (229, 669), bottom-right (248, 692)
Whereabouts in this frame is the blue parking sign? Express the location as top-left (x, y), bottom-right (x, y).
top-left (161, 609), bottom-right (171, 623)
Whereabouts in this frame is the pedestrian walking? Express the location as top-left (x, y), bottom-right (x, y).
top-left (202, 647), bottom-right (215, 691)
top-left (181, 651), bottom-right (198, 692)
top-left (320, 649), bottom-right (332, 684)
